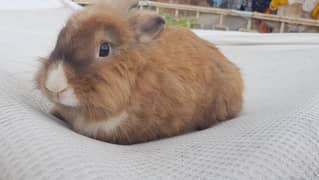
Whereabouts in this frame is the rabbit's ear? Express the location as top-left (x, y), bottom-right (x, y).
top-left (97, 0), bottom-right (139, 16)
top-left (129, 13), bottom-right (165, 43)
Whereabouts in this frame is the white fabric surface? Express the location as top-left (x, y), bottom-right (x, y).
top-left (0, 0), bottom-right (63, 10)
top-left (0, 1), bottom-right (319, 180)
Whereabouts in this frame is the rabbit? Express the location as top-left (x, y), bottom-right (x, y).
top-left (34, 1), bottom-right (243, 145)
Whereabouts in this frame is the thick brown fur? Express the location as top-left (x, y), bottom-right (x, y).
top-left (34, 5), bottom-right (243, 144)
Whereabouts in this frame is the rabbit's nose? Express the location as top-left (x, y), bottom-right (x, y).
top-left (49, 87), bottom-right (68, 96)
top-left (45, 61), bottom-right (69, 94)
top-left (46, 80), bottom-right (68, 94)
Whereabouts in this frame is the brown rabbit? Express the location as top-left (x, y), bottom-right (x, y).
top-left (34, 1), bottom-right (243, 144)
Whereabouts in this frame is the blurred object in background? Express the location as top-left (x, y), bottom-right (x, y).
top-left (154, 0), bottom-right (319, 19)
top-left (270, 0), bottom-right (319, 19)
top-left (219, 0), bottom-right (252, 11)
top-left (311, 2), bottom-right (319, 18)
top-left (277, 3), bottom-right (307, 32)
top-left (207, 0), bottom-right (223, 7)
top-left (253, 0), bottom-right (271, 12)
top-left (153, 0), bottom-right (209, 6)
top-left (269, 0), bottom-right (288, 11)
top-left (75, 0), bottom-right (319, 33)
top-left (265, 0), bottom-right (319, 32)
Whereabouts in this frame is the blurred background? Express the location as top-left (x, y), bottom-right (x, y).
top-left (74, 0), bottom-right (319, 33)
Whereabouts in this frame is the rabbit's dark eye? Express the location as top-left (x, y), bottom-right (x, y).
top-left (99, 42), bottom-right (110, 57)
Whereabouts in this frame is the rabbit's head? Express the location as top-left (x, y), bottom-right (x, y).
top-left (34, 1), bottom-right (165, 116)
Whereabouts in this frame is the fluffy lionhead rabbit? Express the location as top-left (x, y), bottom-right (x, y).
top-left (34, 0), bottom-right (243, 144)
